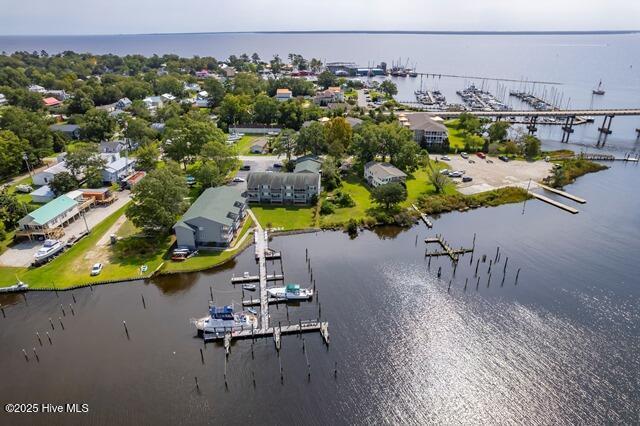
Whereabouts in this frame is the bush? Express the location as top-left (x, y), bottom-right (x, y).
top-left (320, 201), bottom-right (335, 215)
top-left (333, 190), bottom-right (355, 208)
top-left (345, 219), bottom-right (358, 237)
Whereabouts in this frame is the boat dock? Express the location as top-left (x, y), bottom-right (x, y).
top-left (203, 320), bottom-right (329, 344)
top-left (230, 273), bottom-right (284, 284)
top-left (425, 235), bottom-right (473, 262)
top-left (528, 191), bottom-right (579, 214)
top-left (242, 296), bottom-right (288, 306)
top-left (537, 183), bottom-right (586, 204)
top-left (412, 204), bottom-right (433, 228)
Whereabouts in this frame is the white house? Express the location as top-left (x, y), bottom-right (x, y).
top-left (275, 88), bottom-right (293, 101)
top-left (143, 96), bottom-right (163, 110)
top-left (101, 153), bottom-right (137, 183)
top-left (28, 84), bottom-right (46, 94)
top-left (115, 97), bottom-right (132, 109)
top-left (364, 162), bottom-right (407, 188)
top-left (184, 82), bottom-right (201, 92)
top-left (161, 93), bottom-right (177, 103)
top-left (0, 93), bottom-right (7, 105)
top-left (29, 185), bottom-right (56, 203)
top-left (18, 192), bottom-right (83, 237)
top-left (32, 161), bottom-right (74, 186)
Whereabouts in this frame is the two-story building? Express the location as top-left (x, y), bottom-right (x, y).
top-left (173, 187), bottom-right (247, 250)
top-left (275, 88), bottom-right (293, 102)
top-left (246, 172), bottom-right (320, 204)
top-left (403, 113), bottom-right (449, 151)
top-left (17, 191), bottom-right (86, 239)
top-left (364, 161), bottom-right (407, 188)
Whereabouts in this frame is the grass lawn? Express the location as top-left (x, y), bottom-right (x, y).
top-left (251, 205), bottom-right (317, 230)
top-left (445, 120), bottom-right (465, 150)
top-left (0, 206), bottom-right (169, 289)
top-left (233, 136), bottom-right (264, 156)
top-left (160, 215), bottom-right (254, 273)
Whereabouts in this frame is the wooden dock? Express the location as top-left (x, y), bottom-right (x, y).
top-left (230, 274), bottom-right (284, 284)
top-left (242, 296), bottom-right (291, 306)
top-left (424, 236), bottom-right (472, 262)
top-left (203, 320), bottom-right (329, 343)
top-left (538, 183), bottom-right (586, 204)
top-left (528, 191), bottom-right (579, 214)
top-left (412, 204), bottom-right (433, 228)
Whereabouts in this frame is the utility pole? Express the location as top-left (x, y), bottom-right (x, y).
top-left (22, 153), bottom-right (33, 178)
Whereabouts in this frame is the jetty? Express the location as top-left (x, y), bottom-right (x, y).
top-left (537, 183), bottom-right (586, 204)
top-left (425, 235), bottom-right (473, 262)
top-left (528, 191), bottom-right (579, 214)
top-left (230, 273), bottom-right (284, 284)
top-left (412, 204), bottom-right (433, 228)
top-left (204, 320), bottom-right (326, 343)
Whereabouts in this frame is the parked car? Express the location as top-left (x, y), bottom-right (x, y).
top-left (440, 155), bottom-right (451, 161)
top-left (460, 152), bottom-right (469, 159)
top-left (498, 155), bottom-right (510, 162)
top-left (476, 152), bottom-right (486, 159)
top-left (273, 163), bottom-right (283, 168)
top-left (240, 164), bottom-right (251, 171)
top-left (232, 177), bottom-right (245, 183)
top-left (462, 176), bottom-right (473, 182)
top-left (449, 171), bottom-right (464, 178)
top-left (440, 169), bottom-right (451, 176)
top-left (90, 263), bottom-right (103, 276)
top-left (15, 184), bottom-right (33, 193)
top-left (468, 159), bottom-right (476, 164)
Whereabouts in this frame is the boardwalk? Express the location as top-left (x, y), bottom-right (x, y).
top-left (411, 108), bottom-right (640, 118)
top-left (203, 320), bottom-right (329, 343)
top-left (538, 184), bottom-right (586, 204)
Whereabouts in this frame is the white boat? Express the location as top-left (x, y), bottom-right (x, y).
top-left (0, 280), bottom-right (29, 293)
top-left (267, 284), bottom-right (313, 300)
top-left (34, 239), bottom-right (64, 263)
top-left (242, 284), bottom-right (256, 291)
top-left (247, 307), bottom-right (257, 315)
top-left (194, 304), bottom-right (257, 336)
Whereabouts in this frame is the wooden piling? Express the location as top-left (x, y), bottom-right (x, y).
top-left (49, 317), bottom-right (54, 330)
top-left (495, 247), bottom-right (500, 263)
top-left (61, 304), bottom-right (66, 317)
top-left (58, 317), bottom-right (64, 330)
top-left (464, 278), bottom-right (468, 291)
top-left (475, 259), bottom-right (480, 276)
top-left (123, 321), bottom-right (129, 339)
top-left (515, 268), bottom-right (521, 285)
top-left (487, 273), bottom-right (492, 287)
top-left (33, 348), bottom-right (39, 362)
top-left (36, 332), bottom-right (42, 346)
top-left (200, 348), bottom-right (204, 364)
top-left (1, 304), bottom-right (5, 318)
top-left (503, 257), bottom-right (508, 273)
top-left (195, 376), bottom-right (199, 390)
top-left (69, 304), bottom-right (75, 316)
top-left (476, 276), bottom-right (480, 290)
top-left (437, 266), bottom-right (442, 278)
top-left (72, 293), bottom-right (76, 304)
top-left (209, 286), bottom-right (213, 301)
top-left (22, 348), bottom-right (29, 362)
top-left (141, 294), bottom-right (146, 309)
top-left (46, 332), bottom-right (52, 345)
top-left (334, 361), bottom-right (338, 378)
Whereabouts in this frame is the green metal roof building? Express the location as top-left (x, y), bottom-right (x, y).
top-left (18, 194), bottom-right (81, 234)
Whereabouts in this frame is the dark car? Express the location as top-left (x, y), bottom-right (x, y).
top-left (498, 155), bottom-right (510, 162)
top-left (273, 163), bottom-right (283, 168)
top-left (240, 164), bottom-right (251, 171)
top-left (462, 176), bottom-right (473, 183)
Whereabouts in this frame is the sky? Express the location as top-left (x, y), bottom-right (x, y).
top-left (0, 0), bottom-right (639, 35)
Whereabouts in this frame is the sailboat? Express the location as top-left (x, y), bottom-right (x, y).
top-left (592, 80), bottom-right (605, 95)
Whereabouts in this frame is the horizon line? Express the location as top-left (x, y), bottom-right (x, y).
top-left (1, 29), bottom-right (639, 37)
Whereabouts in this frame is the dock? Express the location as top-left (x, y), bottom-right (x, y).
top-left (203, 320), bottom-right (329, 344)
top-left (425, 235), bottom-right (473, 262)
top-left (537, 183), bottom-right (586, 204)
top-left (242, 296), bottom-right (290, 306)
top-left (412, 204), bottom-right (433, 228)
top-left (528, 191), bottom-right (579, 214)
top-left (230, 274), bottom-right (284, 284)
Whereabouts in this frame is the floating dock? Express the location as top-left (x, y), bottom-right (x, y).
top-left (230, 274), bottom-right (284, 284)
top-left (203, 320), bottom-right (329, 344)
top-left (538, 183), bottom-right (586, 204)
top-left (528, 191), bottom-right (579, 214)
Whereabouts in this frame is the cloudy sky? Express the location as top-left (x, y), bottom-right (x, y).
top-left (1, 0), bottom-right (639, 35)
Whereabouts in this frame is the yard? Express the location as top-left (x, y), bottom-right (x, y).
top-left (250, 205), bottom-right (317, 230)
top-left (444, 119), bottom-right (466, 150)
top-left (233, 135), bottom-right (265, 156)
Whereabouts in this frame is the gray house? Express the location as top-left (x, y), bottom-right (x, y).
top-left (246, 172), bottom-right (320, 204)
top-left (49, 124), bottom-right (81, 140)
top-left (173, 187), bottom-right (247, 249)
top-left (404, 113), bottom-right (449, 150)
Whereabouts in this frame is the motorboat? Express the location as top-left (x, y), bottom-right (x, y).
top-left (242, 284), bottom-right (256, 291)
top-left (194, 304), bottom-right (257, 336)
top-left (0, 280), bottom-right (29, 293)
top-left (267, 284), bottom-right (313, 300)
top-left (33, 239), bottom-right (64, 263)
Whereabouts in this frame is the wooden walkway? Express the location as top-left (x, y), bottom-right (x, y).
top-left (528, 191), bottom-right (579, 214)
top-left (425, 236), bottom-right (473, 262)
top-left (230, 274), bottom-right (284, 284)
top-left (412, 204), bottom-right (433, 228)
top-left (203, 320), bottom-right (330, 344)
top-left (538, 183), bottom-right (586, 204)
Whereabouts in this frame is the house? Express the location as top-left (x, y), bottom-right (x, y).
top-left (42, 97), bottom-right (62, 107)
top-left (49, 124), bottom-right (81, 140)
top-left (197, 90), bottom-right (209, 100)
top-left (345, 117), bottom-right (363, 128)
top-left (275, 88), bottom-right (293, 102)
top-left (195, 70), bottom-right (211, 78)
top-left (143, 96), bottom-right (163, 110)
top-left (0, 93), bottom-right (6, 105)
top-left (294, 156), bottom-right (322, 174)
top-left (115, 97), bottom-right (132, 109)
top-left (184, 82), bottom-right (201, 92)
top-left (246, 172), bottom-right (320, 205)
top-left (28, 84), bottom-right (46, 93)
top-left (151, 122), bottom-right (166, 133)
top-left (173, 186), bottom-right (247, 249)
top-left (364, 161), bottom-right (407, 188)
top-left (45, 90), bottom-right (69, 101)
top-left (80, 188), bottom-right (116, 204)
top-left (17, 193), bottom-right (82, 238)
top-left (249, 138), bottom-right (269, 154)
top-left (161, 93), bottom-right (177, 103)
top-left (101, 154), bottom-right (137, 183)
top-left (228, 124), bottom-right (282, 135)
top-left (193, 99), bottom-right (209, 108)
top-left (32, 161), bottom-right (74, 186)
top-left (314, 87), bottom-right (344, 106)
top-left (29, 185), bottom-right (56, 204)
top-left (327, 87), bottom-right (344, 102)
top-left (99, 140), bottom-right (131, 154)
top-left (223, 67), bottom-right (236, 78)
top-left (403, 113), bottom-right (449, 150)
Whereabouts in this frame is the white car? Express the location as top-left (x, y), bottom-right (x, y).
top-left (90, 263), bottom-right (103, 276)
top-left (440, 169), bottom-right (451, 175)
top-left (232, 177), bottom-right (245, 183)
top-left (449, 171), bottom-right (464, 178)
top-left (440, 156), bottom-right (451, 161)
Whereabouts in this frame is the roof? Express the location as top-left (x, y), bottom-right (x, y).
top-left (99, 140), bottom-right (126, 151)
top-left (276, 88), bottom-right (292, 95)
top-left (251, 139), bottom-right (268, 149)
top-left (247, 172), bottom-right (318, 190)
top-left (49, 124), bottom-right (80, 133)
top-left (365, 161), bottom-right (407, 179)
top-left (104, 157), bottom-right (135, 173)
top-left (294, 156), bottom-right (322, 174)
top-left (39, 161), bottom-right (71, 176)
top-left (175, 186), bottom-right (245, 229)
top-left (30, 185), bottom-right (54, 197)
top-left (404, 113), bottom-right (448, 133)
top-left (345, 117), bottom-right (363, 127)
top-left (43, 97), bottom-right (61, 106)
top-left (26, 195), bottom-right (78, 225)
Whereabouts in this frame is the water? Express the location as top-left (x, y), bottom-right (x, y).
top-left (1, 33), bottom-right (640, 424)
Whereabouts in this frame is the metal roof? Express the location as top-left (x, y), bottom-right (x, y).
top-left (26, 195), bottom-right (77, 225)
top-left (174, 186), bottom-right (245, 229)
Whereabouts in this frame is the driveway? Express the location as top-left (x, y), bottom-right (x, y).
top-left (433, 154), bottom-right (553, 195)
top-left (0, 190), bottom-right (132, 267)
top-left (356, 89), bottom-right (369, 108)
top-left (229, 155), bottom-right (284, 191)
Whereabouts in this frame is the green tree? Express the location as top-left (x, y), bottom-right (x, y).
top-left (80, 108), bottom-right (117, 142)
top-left (317, 70), bottom-right (337, 89)
top-left (379, 80), bottom-right (398, 97)
top-left (65, 142), bottom-right (105, 180)
top-left (428, 163), bottom-right (449, 194)
top-left (68, 89), bottom-right (95, 114)
top-left (195, 161), bottom-right (223, 188)
top-left (0, 107), bottom-right (53, 161)
top-left (270, 129), bottom-right (296, 161)
top-left (270, 55), bottom-right (283, 74)
top-left (504, 141), bottom-right (520, 155)
top-left (296, 122), bottom-right (326, 155)
top-left (126, 167), bottom-right (189, 235)
top-left (49, 171), bottom-right (79, 195)
top-left (200, 139), bottom-right (238, 177)
top-left (370, 182), bottom-right (407, 210)
top-left (523, 135), bottom-right (541, 160)
top-left (324, 117), bottom-right (352, 158)
top-left (351, 123), bottom-right (381, 164)
top-left (0, 130), bottom-right (29, 179)
top-left (232, 72), bottom-right (265, 96)
top-left (217, 94), bottom-right (252, 131)
top-left (124, 117), bottom-right (156, 145)
top-left (488, 121), bottom-right (510, 142)
top-left (252, 93), bottom-right (279, 124)
top-left (202, 78), bottom-right (226, 108)
top-left (0, 189), bottom-right (28, 228)
top-left (135, 143), bottom-right (160, 171)
top-left (155, 75), bottom-right (183, 96)
top-left (277, 99), bottom-right (304, 130)
top-left (458, 113), bottom-right (482, 135)
top-left (321, 157), bottom-right (341, 191)
top-left (163, 116), bottom-right (225, 167)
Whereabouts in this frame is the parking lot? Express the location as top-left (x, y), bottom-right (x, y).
top-left (433, 154), bottom-right (553, 195)
top-left (230, 155), bottom-right (284, 191)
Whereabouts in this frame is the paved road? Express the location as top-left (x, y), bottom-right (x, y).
top-left (356, 89), bottom-right (369, 108)
top-left (0, 191), bottom-right (132, 267)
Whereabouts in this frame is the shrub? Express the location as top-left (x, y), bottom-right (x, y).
top-left (320, 201), bottom-right (335, 215)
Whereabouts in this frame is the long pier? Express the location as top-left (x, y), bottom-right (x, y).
top-left (538, 183), bottom-right (586, 204)
top-left (412, 204), bottom-right (433, 228)
top-left (230, 273), bottom-right (284, 284)
top-left (203, 320), bottom-right (328, 343)
top-left (528, 191), bottom-right (579, 214)
top-left (416, 108), bottom-right (640, 118)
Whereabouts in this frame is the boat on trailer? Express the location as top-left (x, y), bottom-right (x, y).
top-left (33, 239), bottom-right (64, 264)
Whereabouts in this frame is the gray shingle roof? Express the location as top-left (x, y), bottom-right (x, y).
top-left (404, 113), bottom-right (448, 132)
top-left (176, 186), bottom-right (245, 228)
top-left (247, 172), bottom-right (318, 190)
top-left (365, 161), bottom-right (407, 179)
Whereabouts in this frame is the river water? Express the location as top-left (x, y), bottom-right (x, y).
top-left (1, 33), bottom-right (640, 425)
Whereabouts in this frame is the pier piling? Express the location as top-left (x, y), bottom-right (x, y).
top-left (46, 332), bottom-right (52, 345)
top-left (33, 348), bottom-right (39, 363)
top-left (58, 317), bottom-right (64, 330)
top-left (61, 304), bottom-right (65, 317)
top-left (36, 332), bottom-right (42, 346)
top-left (464, 278), bottom-right (468, 291)
top-left (69, 304), bottom-right (75, 316)
top-left (123, 321), bottom-right (129, 339)
top-left (72, 293), bottom-right (76, 304)
top-left (487, 273), bottom-right (492, 287)
top-left (476, 276), bottom-right (480, 290)
top-left (1, 305), bottom-right (5, 318)
top-left (49, 318), bottom-right (54, 330)
top-left (515, 268), bottom-right (521, 285)
top-left (200, 348), bottom-right (204, 364)
top-left (141, 294), bottom-right (146, 309)
top-left (22, 349), bottom-right (29, 362)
